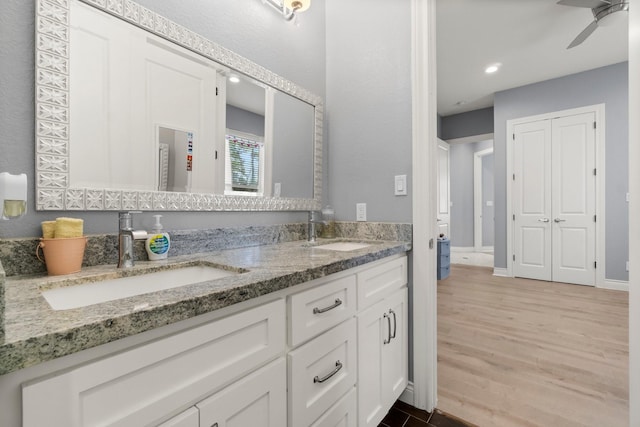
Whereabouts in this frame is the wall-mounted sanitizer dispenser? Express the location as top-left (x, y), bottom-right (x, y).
top-left (0, 172), bottom-right (27, 220)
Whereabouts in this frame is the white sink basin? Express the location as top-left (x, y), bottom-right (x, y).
top-left (314, 242), bottom-right (372, 252)
top-left (42, 265), bottom-right (238, 310)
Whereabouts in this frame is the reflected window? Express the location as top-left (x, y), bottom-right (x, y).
top-left (225, 131), bottom-right (265, 196)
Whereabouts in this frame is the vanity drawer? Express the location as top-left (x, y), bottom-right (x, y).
top-left (23, 299), bottom-right (286, 427)
top-left (288, 318), bottom-right (357, 427)
top-left (357, 256), bottom-right (407, 310)
top-left (309, 388), bottom-right (357, 427)
top-left (289, 274), bottom-right (357, 347)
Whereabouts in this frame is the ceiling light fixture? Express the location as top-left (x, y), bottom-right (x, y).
top-left (229, 75), bottom-right (240, 83)
top-left (263, 0), bottom-right (311, 21)
top-left (485, 63), bottom-right (501, 74)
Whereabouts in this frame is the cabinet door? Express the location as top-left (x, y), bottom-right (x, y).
top-left (383, 288), bottom-right (408, 403)
top-left (357, 288), bottom-right (408, 427)
top-left (23, 299), bottom-right (285, 427)
top-left (197, 358), bottom-right (286, 427)
top-left (157, 407), bottom-right (199, 427)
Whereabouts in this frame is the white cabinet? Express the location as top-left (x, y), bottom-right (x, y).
top-left (357, 257), bottom-right (408, 427)
top-left (158, 408), bottom-right (199, 427)
top-left (197, 358), bottom-right (286, 427)
top-left (288, 318), bottom-right (357, 427)
top-left (309, 388), bottom-right (358, 427)
top-left (23, 299), bottom-right (285, 427)
top-left (21, 253), bottom-right (409, 427)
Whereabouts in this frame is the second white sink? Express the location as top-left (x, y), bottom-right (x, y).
top-left (42, 265), bottom-right (239, 310)
top-left (314, 242), bottom-right (372, 252)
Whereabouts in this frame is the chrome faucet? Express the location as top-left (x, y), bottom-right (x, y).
top-left (308, 210), bottom-right (325, 243)
top-left (118, 211), bottom-right (145, 268)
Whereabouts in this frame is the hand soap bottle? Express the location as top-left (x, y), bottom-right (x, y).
top-left (146, 215), bottom-right (170, 260)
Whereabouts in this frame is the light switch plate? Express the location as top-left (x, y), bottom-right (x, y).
top-left (274, 183), bottom-right (281, 197)
top-left (356, 203), bottom-right (367, 221)
top-left (394, 175), bottom-right (407, 196)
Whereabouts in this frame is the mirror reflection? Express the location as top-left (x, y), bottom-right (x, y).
top-left (62, 0), bottom-right (317, 207)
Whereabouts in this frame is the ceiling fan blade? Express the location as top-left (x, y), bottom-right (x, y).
top-left (567, 20), bottom-right (599, 48)
top-left (557, 0), bottom-right (610, 8)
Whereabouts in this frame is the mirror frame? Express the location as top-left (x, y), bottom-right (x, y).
top-left (35, 0), bottom-right (322, 211)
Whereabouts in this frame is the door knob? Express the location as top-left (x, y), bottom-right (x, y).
top-left (537, 218), bottom-right (550, 223)
top-left (554, 218), bottom-right (566, 223)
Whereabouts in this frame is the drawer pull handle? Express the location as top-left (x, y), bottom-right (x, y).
top-left (390, 309), bottom-right (397, 339)
top-left (313, 298), bottom-right (342, 314)
top-left (383, 313), bottom-right (392, 344)
top-left (313, 360), bottom-right (343, 383)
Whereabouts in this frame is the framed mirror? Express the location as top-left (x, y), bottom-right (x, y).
top-left (35, 0), bottom-right (322, 211)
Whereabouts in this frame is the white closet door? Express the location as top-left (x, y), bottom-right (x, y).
top-left (513, 120), bottom-right (553, 281)
top-left (551, 112), bottom-right (596, 286)
top-left (437, 139), bottom-right (451, 238)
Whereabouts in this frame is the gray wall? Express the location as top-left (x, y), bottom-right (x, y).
top-left (0, 0), bottom-right (326, 238)
top-left (494, 62), bottom-right (629, 281)
top-left (449, 140), bottom-right (493, 247)
top-left (325, 0), bottom-right (412, 222)
top-left (226, 105), bottom-right (265, 137)
top-left (482, 154), bottom-right (494, 248)
top-left (440, 107), bottom-right (494, 140)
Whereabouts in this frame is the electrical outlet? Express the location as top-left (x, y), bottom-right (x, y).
top-left (356, 203), bottom-right (367, 221)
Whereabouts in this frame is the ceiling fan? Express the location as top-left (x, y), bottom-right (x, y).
top-left (558, 0), bottom-right (629, 48)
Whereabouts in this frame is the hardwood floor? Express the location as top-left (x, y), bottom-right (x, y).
top-left (437, 265), bottom-right (628, 427)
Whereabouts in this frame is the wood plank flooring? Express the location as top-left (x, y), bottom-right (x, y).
top-left (437, 265), bottom-right (628, 427)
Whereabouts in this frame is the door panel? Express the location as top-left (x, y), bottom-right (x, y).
top-left (437, 139), bottom-right (451, 238)
top-left (513, 120), bottom-right (552, 281)
top-left (551, 112), bottom-right (596, 285)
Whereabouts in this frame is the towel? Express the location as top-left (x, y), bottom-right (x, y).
top-left (54, 217), bottom-right (84, 238)
top-left (41, 221), bottom-right (56, 239)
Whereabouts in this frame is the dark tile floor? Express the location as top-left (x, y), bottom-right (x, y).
top-left (378, 400), bottom-right (476, 427)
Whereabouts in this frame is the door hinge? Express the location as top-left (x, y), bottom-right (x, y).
top-left (513, 254), bottom-right (516, 261)
top-left (593, 121), bottom-right (597, 129)
top-left (215, 150), bottom-right (218, 160)
top-left (513, 214), bottom-right (515, 221)
top-left (594, 261), bottom-right (597, 269)
top-left (216, 87), bottom-right (219, 96)
top-left (513, 133), bottom-right (515, 140)
top-left (593, 168), bottom-right (597, 176)
top-left (594, 215), bottom-right (596, 222)
top-left (513, 173), bottom-right (516, 181)
top-left (429, 238), bottom-right (434, 250)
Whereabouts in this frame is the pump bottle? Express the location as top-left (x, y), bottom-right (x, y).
top-left (145, 215), bottom-right (170, 260)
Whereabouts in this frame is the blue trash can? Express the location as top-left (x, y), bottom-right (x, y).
top-left (437, 238), bottom-right (450, 280)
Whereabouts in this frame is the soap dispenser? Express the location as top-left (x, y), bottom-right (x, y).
top-left (145, 215), bottom-right (170, 260)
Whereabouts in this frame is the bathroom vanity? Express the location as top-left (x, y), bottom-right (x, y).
top-left (0, 239), bottom-right (409, 427)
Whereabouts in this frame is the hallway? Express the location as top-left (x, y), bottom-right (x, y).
top-left (437, 265), bottom-right (628, 426)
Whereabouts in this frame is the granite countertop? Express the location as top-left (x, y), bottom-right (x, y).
top-left (0, 238), bottom-right (410, 376)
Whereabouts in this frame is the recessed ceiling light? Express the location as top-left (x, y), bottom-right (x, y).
top-left (485, 63), bottom-right (501, 74)
top-left (229, 75), bottom-right (240, 83)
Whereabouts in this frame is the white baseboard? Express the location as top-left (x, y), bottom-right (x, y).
top-left (493, 267), bottom-right (508, 277)
top-left (598, 279), bottom-right (629, 292)
top-left (451, 246), bottom-right (474, 252)
top-left (399, 381), bottom-right (414, 406)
